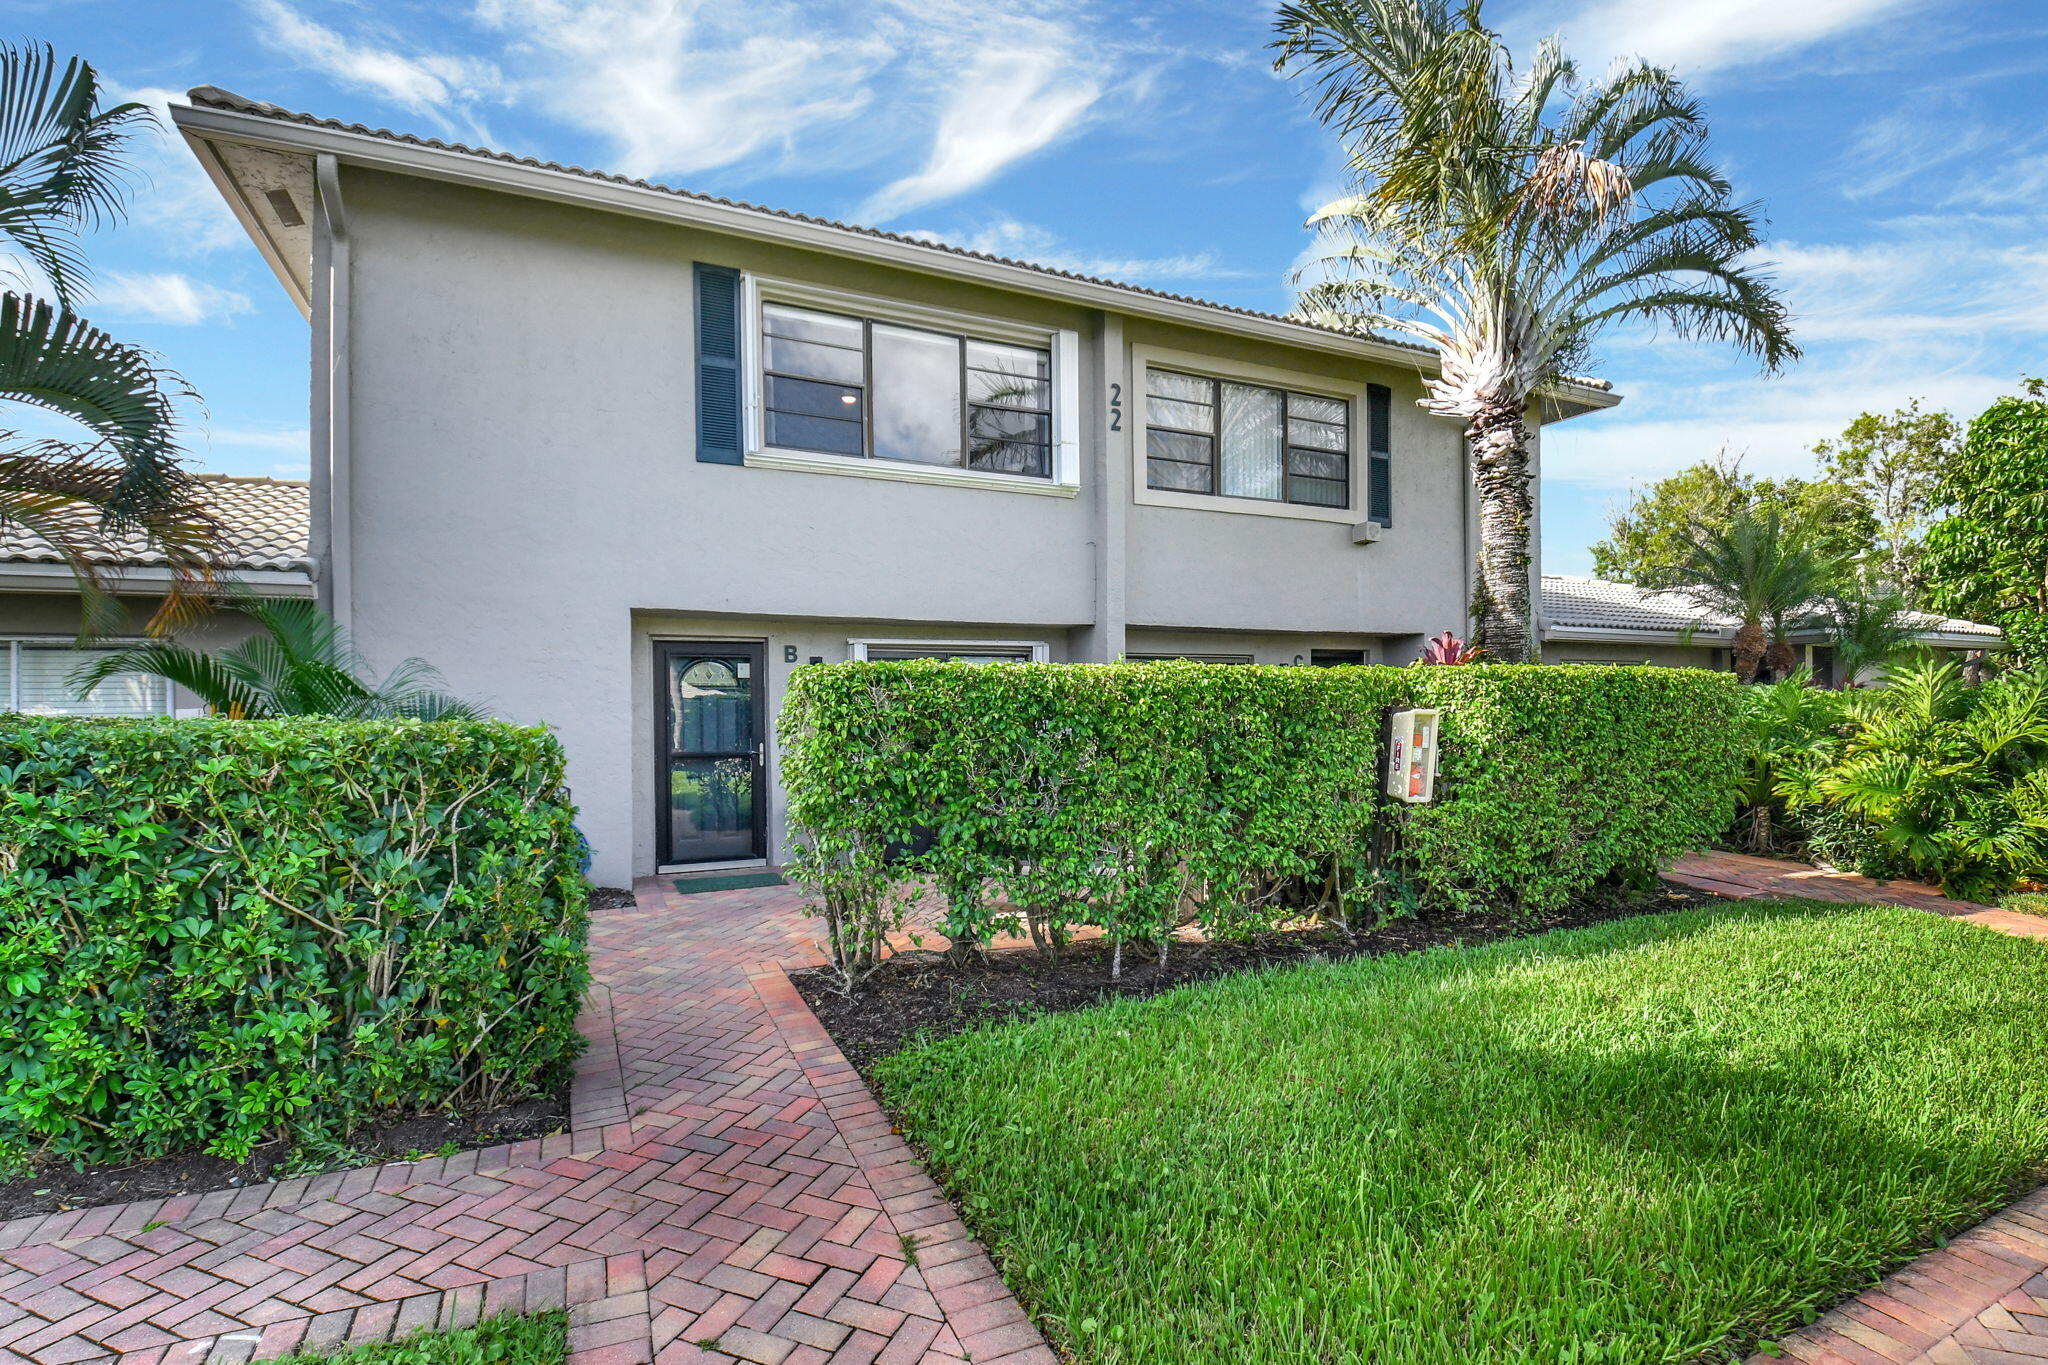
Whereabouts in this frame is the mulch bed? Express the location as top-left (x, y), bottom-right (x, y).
top-left (0, 1086), bottom-right (570, 1223)
top-left (0, 886), bottom-right (639, 1225)
top-left (795, 885), bottom-right (1724, 1075)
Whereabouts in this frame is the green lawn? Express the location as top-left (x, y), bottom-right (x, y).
top-left (272, 1312), bottom-right (565, 1364)
top-left (2002, 891), bottom-right (2048, 916)
top-left (874, 902), bottom-right (2048, 1364)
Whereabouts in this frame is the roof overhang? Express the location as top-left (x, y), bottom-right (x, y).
top-left (1541, 622), bottom-right (1732, 646)
top-left (171, 97), bottom-right (1622, 423)
top-left (0, 562), bottom-right (314, 598)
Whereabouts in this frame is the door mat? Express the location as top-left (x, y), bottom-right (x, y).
top-left (672, 871), bottom-right (786, 894)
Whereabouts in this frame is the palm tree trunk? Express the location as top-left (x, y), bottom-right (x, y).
top-left (1732, 619), bottom-right (1765, 683)
top-left (1763, 636), bottom-right (1798, 682)
top-left (1468, 402), bottom-right (1535, 662)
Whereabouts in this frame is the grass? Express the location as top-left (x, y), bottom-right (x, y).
top-left (270, 1311), bottom-right (565, 1364)
top-left (2000, 890), bottom-right (2048, 916)
top-left (874, 901), bottom-right (2048, 1364)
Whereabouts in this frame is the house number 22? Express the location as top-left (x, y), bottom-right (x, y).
top-left (1109, 382), bottom-right (1123, 432)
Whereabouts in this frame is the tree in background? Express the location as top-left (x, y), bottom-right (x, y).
top-left (1274, 0), bottom-right (1795, 662)
top-left (1811, 399), bottom-right (1959, 601)
top-left (1821, 579), bottom-right (1922, 685)
top-left (1921, 379), bottom-right (2048, 667)
top-left (1677, 505), bottom-right (1841, 682)
top-left (0, 43), bottom-right (214, 634)
top-left (1590, 452), bottom-right (1873, 590)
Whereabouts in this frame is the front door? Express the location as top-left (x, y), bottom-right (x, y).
top-left (655, 642), bottom-right (766, 865)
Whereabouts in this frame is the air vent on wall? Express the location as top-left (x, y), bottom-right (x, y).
top-left (264, 188), bottom-right (305, 227)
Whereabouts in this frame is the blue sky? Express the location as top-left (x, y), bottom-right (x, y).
top-left (14, 0), bottom-right (2048, 575)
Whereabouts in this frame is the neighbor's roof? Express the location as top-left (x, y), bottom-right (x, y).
top-left (0, 474), bottom-right (310, 574)
top-left (1540, 575), bottom-right (2003, 643)
top-left (173, 87), bottom-right (1621, 414)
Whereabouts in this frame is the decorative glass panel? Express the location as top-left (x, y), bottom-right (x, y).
top-left (17, 646), bottom-right (167, 716)
top-left (871, 324), bottom-right (961, 466)
top-left (668, 656), bottom-right (752, 752)
top-left (1219, 383), bottom-right (1284, 500)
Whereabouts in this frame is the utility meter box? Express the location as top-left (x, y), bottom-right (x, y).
top-left (1385, 707), bottom-right (1442, 804)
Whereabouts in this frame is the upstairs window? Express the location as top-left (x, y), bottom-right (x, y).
top-left (1144, 366), bottom-right (1350, 509)
top-left (762, 303), bottom-right (1053, 478)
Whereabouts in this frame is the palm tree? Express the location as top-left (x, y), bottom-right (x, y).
top-left (1678, 505), bottom-right (1838, 683)
top-left (0, 42), bottom-right (213, 634)
top-left (73, 595), bottom-right (483, 719)
top-left (1822, 580), bottom-right (1923, 686)
top-left (1273, 0), bottom-right (1797, 660)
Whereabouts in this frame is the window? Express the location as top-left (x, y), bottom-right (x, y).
top-left (1123, 652), bottom-right (1255, 665)
top-left (3, 641), bottom-right (170, 716)
top-left (1309, 649), bottom-right (1366, 667)
top-left (849, 640), bottom-right (1049, 664)
top-left (762, 302), bottom-right (1053, 478)
top-left (1144, 366), bottom-right (1349, 509)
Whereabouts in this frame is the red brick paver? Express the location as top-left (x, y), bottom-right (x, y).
top-left (0, 880), bottom-right (1053, 1365)
top-left (1667, 851), bottom-right (2048, 1363)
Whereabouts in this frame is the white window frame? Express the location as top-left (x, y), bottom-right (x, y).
top-left (1131, 344), bottom-right (1365, 525)
top-left (847, 638), bottom-right (1050, 663)
top-left (2, 637), bottom-right (174, 716)
top-left (742, 274), bottom-right (1080, 498)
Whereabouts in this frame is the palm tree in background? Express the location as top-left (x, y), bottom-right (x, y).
top-left (0, 42), bottom-right (213, 634)
top-left (1679, 505), bottom-right (1839, 683)
top-left (76, 595), bottom-right (483, 719)
top-left (1273, 0), bottom-right (1797, 660)
top-left (1822, 580), bottom-right (1923, 686)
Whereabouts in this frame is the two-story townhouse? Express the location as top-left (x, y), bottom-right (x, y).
top-left (168, 88), bottom-right (1619, 886)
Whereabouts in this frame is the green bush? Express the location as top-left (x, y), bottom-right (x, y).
top-left (0, 717), bottom-right (590, 1168)
top-left (779, 662), bottom-right (1741, 973)
top-left (1774, 661), bottom-right (2048, 900)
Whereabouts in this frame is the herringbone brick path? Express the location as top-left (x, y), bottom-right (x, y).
top-left (1667, 851), bottom-right (2048, 1364)
top-left (0, 880), bottom-right (1054, 1365)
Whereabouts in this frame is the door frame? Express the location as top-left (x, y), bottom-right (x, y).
top-left (653, 639), bottom-right (768, 868)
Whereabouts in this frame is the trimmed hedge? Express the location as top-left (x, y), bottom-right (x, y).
top-left (0, 717), bottom-right (589, 1168)
top-left (780, 662), bottom-right (1742, 970)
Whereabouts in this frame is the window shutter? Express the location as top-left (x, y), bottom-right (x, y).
top-left (695, 263), bottom-right (743, 465)
top-left (1366, 383), bottom-right (1392, 525)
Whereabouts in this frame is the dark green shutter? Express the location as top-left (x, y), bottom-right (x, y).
top-left (1366, 383), bottom-right (1392, 525)
top-left (695, 263), bottom-right (743, 465)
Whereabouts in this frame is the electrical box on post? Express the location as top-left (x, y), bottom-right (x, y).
top-left (1385, 707), bottom-right (1441, 804)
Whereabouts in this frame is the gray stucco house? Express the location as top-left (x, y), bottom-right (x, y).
top-left (146, 87), bottom-right (1624, 884)
top-left (1538, 575), bottom-right (2003, 681)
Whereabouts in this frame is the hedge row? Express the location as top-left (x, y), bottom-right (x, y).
top-left (779, 661), bottom-right (1743, 973)
top-left (0, 717), bottom-right (589, 1168)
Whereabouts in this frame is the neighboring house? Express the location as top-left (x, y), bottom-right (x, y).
top-left (1538, 575), bottom-right (2003, 682)
top-left (0, 474), bottom-right (312, 714)
top-left (169, 88), bottom-right (1619, 884)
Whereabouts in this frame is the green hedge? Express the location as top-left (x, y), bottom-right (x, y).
top-left (0, 717), bottom-right (589, 1168)
top-left (779, 662), bottom-right (1741, 969)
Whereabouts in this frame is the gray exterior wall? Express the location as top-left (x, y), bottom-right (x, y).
top-left (326, 167), bottom-right (1496, 884)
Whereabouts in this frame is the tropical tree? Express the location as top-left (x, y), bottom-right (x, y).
top-left (1677, 505), bottom-right (1839, 683)
top-left (1811, 398), bottom-right (1959, 600)
top-left (1920, 379), bottom-right (2048, 667)
top-left (0, 42), bottom-right (213, 634)
top-left (74, 595), bottom-right (482, 719)
top-left (1274, 0), bottom-right (1796, 660)
top-left (1820, 579), bottom-right (1922, 686)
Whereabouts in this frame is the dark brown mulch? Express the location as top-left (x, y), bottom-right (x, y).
top-left (794, 885), bottom-right (1724, 1075)
top-left (0, 1086), bottom-right (569, 1223)
top-left (591, 886), bottom-right (638, 911)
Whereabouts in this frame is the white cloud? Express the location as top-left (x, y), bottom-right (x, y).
top-left (903, 219), bottom-right (1249, 284)
top-left (1515, 0), bottom-right (1925, 78)
top-left (247, 0), bottom-right (500, 125)
top-left (858, 44), bottom-right (1104, 222)
top-left (90, 271), bottom-right (251, 325)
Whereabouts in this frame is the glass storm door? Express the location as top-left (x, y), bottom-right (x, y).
top-left (656, 643), bottom-right (765, 865)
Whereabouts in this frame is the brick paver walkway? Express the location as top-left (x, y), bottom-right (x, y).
top-left (1668, 850), bottom-right (2048, 1364)
top-left (0, 879), bottom-right (1055, 1365)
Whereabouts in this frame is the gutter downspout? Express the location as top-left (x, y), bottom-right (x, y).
top-left (313, 153), bottom-right (352, 631)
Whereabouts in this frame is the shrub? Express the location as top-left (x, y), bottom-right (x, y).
top-left (0, 717), bottom-right (589, 1168)
top-left (1775, 660), bottom-right (2048, 900)
top-left (780, 661), bottom-right (1740, 976)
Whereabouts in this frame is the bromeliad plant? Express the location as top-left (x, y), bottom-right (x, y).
top-left (1776, 659), bottom-right (2048, 900)
top-left (73, 595), bottom-right (482, 719)
top-left (1274, 0), bottom-right (1796, 661)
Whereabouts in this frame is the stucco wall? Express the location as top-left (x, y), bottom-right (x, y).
top-left (1545, 640), bottom-right (1726, 669)
top-left (332, 167), bottom-right (1493, 882)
